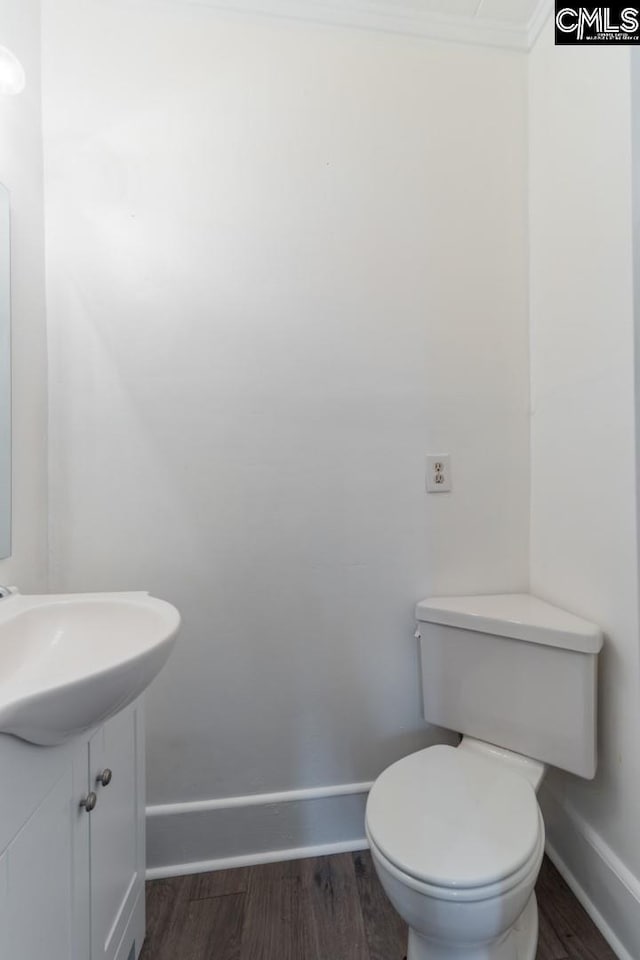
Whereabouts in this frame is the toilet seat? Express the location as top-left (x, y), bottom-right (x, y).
top-left (365, 745), bottom-right (542, 892)
top-left (367, 818), bottom-right (545, 903)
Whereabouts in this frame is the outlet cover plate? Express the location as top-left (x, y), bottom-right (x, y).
top-left (426, 454), bottom-right (451, 493)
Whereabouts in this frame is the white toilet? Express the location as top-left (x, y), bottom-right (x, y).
top-left (365, 593), bottom-right (603, 960)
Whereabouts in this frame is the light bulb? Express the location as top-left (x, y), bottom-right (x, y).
top-left (0, 45), bottom-right (25, 96)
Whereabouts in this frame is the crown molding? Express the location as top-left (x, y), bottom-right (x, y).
top-left (526, 0), bottom-right (553, 49)
top-left (161, 0), bottom-right (554, 51)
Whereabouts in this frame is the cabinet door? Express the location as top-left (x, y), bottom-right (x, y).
top-left (89, 701), bottom-right (145, 960)
top-left (1, 742), bottom-right (90, 960)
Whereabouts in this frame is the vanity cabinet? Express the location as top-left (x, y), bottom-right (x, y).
top-left (0, 699), bottom-right (145, 960)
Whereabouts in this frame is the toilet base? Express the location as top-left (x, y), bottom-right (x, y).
top-left (407, 892), bottom-right (538, 960)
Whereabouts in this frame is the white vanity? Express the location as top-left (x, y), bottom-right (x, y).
top-left (0, 589), bottom-right (180, 960)
top-left (0, 701), bottom-right (145, 960)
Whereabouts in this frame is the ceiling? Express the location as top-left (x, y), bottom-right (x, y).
top-left (168, 0), bottom-right (554, 50)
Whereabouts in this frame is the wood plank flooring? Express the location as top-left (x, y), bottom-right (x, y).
top-left (140, 853), bottom-right (619, 960)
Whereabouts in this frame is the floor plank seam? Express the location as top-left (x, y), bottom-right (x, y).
top-left (189, 889), bottom-right (248, 903)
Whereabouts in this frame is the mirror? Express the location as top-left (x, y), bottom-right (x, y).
top-left (0, 184), bottom-right (11, 558)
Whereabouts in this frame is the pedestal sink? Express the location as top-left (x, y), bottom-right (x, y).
top-left (0, 589), bottom-right (180, 745)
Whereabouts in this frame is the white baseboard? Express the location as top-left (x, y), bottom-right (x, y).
top-left (540, 786), bottom-right (640, 960)
top-left (146, 837), bottom-right (370, 880)
top-left (146, 781), bottom-right (373, 879)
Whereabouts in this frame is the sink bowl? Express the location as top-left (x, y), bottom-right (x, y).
top-left (0, 590), bottom-right (180, 745)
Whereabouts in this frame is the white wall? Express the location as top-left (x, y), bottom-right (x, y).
top-left (42, 0), bottom-right (529, 870)
top-left (0, 0), bottom-right (48, 592)
top-left (530, 20), bottom-right (640, 960)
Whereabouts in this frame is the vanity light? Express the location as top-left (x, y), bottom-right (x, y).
top-left (0, 45), bottom-right (25, 96)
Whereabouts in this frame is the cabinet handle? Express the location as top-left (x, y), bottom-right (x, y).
top-left (97, 768), bottom-right (113, 787)
top-left (80, 792), bottom-right (98, 813)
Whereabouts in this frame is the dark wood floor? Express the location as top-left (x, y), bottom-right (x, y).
top-left (140, 852), bottom-right (618, 960)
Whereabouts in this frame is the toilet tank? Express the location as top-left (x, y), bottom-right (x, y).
top-left (415, 594), bottom-right (603, 779)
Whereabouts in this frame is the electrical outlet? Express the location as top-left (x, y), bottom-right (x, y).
top-left (426, 455), bottom-right (451, 493)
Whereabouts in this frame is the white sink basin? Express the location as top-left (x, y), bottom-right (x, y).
top-left (0, 590), bottom-right (180, 745)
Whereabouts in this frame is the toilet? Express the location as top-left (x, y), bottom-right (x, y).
top-left (365, 593), bottom-right (603, 960)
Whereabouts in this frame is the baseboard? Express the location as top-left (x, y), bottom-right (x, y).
top-left (146, 781), bottom-right (372, 878)
top-left (146, 837), bottom-right (370, 879)
top-left (541, 786), bottom-right (640, 960)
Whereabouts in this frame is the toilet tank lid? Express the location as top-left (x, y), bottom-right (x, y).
top-left (415, 593), bottom-right (603, 654)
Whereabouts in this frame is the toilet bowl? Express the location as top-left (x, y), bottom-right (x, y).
top-left (365, 739), bottom-right (546, 960)
top-left (367, 591), bottom-right (603, 960)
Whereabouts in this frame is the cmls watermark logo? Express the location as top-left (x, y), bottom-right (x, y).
top-left (555, 3), bottom-right (640, 42)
